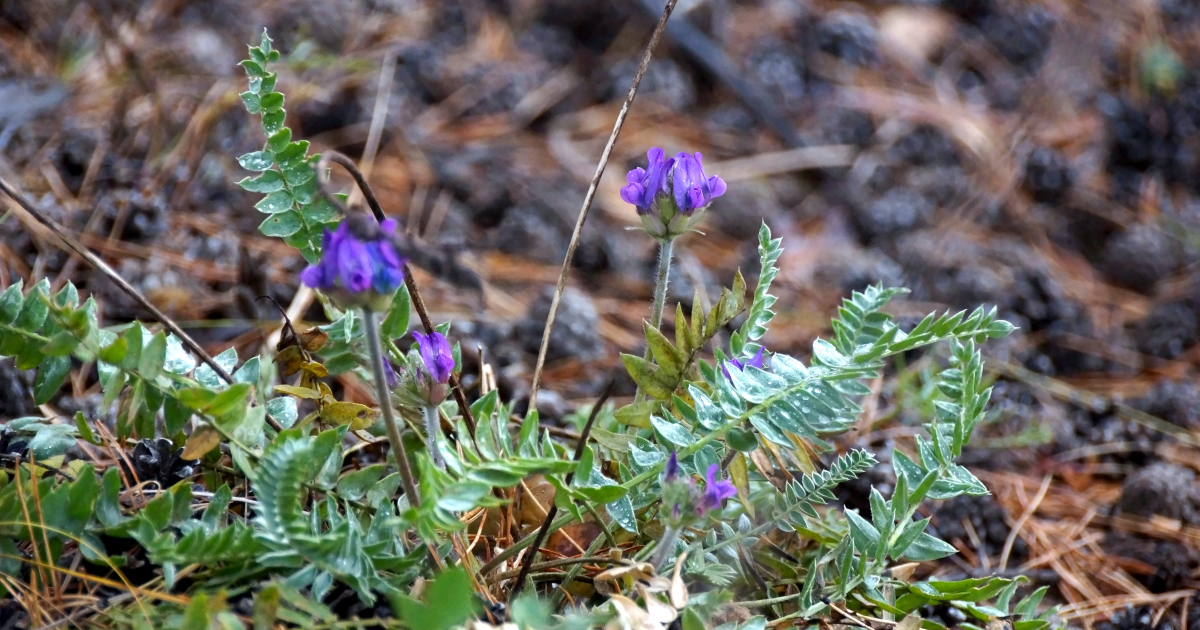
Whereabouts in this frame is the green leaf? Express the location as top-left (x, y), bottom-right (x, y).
top-left (164, 396), bottom-right (192, 436)
top-left (650, 415), bottom-right (695, 448)
top-left (845, 509), bottom-right (881, 556)
top-left (98, 335), bottom-right (128, 366)
top-left (267, 128), bottom-right (292, 153)
top-left (234, 357), bottom-right (260, 384)
top-left (381, 286), bottom-right (411, 339)
top-left (266, 396), bottom-right (298, 429)
top-left (298, 198), bottom-right (339, 224)
top-left (260, 210), bottom-right (303, 237)
top-left (240, 59), bottom-right (267, 77)
top-left (238, 150), bottom-right (274, 171)
top-left (162, 335), bottom-right (195, 375)
top-left (27, 423), bottom-right (77, 459)
top-left (97, 467), bottom-right (124, 526)
top-left (338, 464), bottom-right (386, 501)
top-left (275, 141), bottom-right (310, 167)
top-left (391, 567), bottom-right (480, 630)
top-left (606, 495), bottom-right (638, 534)
top-left (0, 280), bottom-right (23, 325)
top-left (262, 109), bottom-right (286, 135)
top-left (238, 171), bottom-right (285, 193)
top-left (240, 91), bottom-right (261, 113)
top-left (180, 592), bottom-right (210, 630)
top-left (255, 189), bottom-right (294, 214)
top-left (726, 427), bottom-right (759, 452)
top-left (260, 92), bottom-right (284, 112)
top-left (74, 411), bottom-right (98, 445)
top-left (195, 347), bottom-right (238, 387)
top-left (33, 355), bottom-right (70, 404)
top-left (891, 517), bottom-right (932, 559)
top-left (901, 533), bottom-right (958, 561)
top-left (437, 481), bottom-right (491, 512)
top-left (139, 331), bottom-right (167, 381)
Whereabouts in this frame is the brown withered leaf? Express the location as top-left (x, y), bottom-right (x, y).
top-left (298, 327), bottom-right (328, 352)
top-left (275, 346), bottom-right (306, 377)
top-left (181, 426), bottom-right (222, 459)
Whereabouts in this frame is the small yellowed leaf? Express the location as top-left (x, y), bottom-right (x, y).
top-left (181, 426), bottom-right (222, 459)
top-left (301, 361), bottom-right (328, 378)
top-left (274, 345), bottom-right (306, 377)
top-left (670, 551), bottom-right (689, 610)
top-left (273, 384), bottom-right (322, 400)
top-left (320, 401), bottom-right (377, 430)
top-left (317, 381), bottom-right (334, 399)
top-left (729, 453), bottom-right (754, 519)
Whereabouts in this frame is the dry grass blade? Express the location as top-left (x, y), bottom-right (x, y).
top-left (0, 176), bottom-right (285, 432)
top-left (527, 0), bottom-right (680, 413)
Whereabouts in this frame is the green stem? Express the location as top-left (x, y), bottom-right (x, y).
top-left (649, 524), bottom-right (682, 568)
top-left (424, 404), bottom-right (444, 469)
top-left (635, 238), bottom-right (675, 401)
top-left (362, 308), bottom-right (421, 507)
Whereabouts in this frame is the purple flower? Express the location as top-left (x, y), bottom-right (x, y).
top-left (672, 152), bottom-right (726, 215)
top-left (383, 359), bottom-right (399, 389)
top-left (300, 217), bottom-right (407, 303)
top-left (412, 330), bottom-right (455, 384)
top-left (664, 451), bottom-right (680, 483)
top-left (721, 346), bottom-right (766, 382)
top-left (620, 148), bottom-right (674, 215)
top-left (697, 464), bottom-right (737, 514)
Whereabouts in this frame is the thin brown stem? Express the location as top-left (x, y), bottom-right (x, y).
top-left (0, 177), bottom-right (285, 432)
top-left (527, 0), bottom-right (680, 412)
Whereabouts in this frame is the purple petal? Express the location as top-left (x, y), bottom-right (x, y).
top-left (745, 347), bottom-right (765, 370)
top-left (664, 451), bottom-right (680, 482)
top-left (707, 175), bottom-right (727, 200)
top-left (621, 182), bottom-right (646, 208)
top-left (380, 218), bottom-right (398, 235)
top-left (300, 265), bottom-right (326, 289)
top-left (335, 235), bottom-right (373, 293)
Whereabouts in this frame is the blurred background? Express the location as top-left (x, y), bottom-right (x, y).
top-left (4, 0), bottom-right (1200, 618)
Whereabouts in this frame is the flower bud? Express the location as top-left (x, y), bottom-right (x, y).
top-left (412, 330), bottom-right (454, 404)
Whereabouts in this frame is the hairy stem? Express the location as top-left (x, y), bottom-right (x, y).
top-left (650, 524), bottom-right (682, 569)
top-left (362, 309), bottom-right (421, 507)
top-left (635, 237), bottom-right (675, 401)
top-left (424, 403), bottom-right (444, 469)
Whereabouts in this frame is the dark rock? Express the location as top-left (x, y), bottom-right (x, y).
top-left (888, 125), bottom-right (960, 167)
top-left (980, 6), bottom-right (1057, 74)
top-left (1117, 462), bottom-right (1199, 524)
top-left (1098, 605), bottom-right (1172, 630)
top-left (0, 359), bottom-right (34, 419)
top-left (1134, 378), bottom-right (1200, 430)
top-left (743, 40), bottom-right (807, 112)
top-left (852, 187), bottom-right (931, 240)
top-left (1024, 146), bottom-right (1074, 204)
top-left (1133, 300), bottom-right (1198, 358)
top-left (1100, 224), bottom-right (1180, 292)
top-left (519, 287), bottom-right (605, 363)
top-left (1107, 534), bottom-right (1198, 593)
top-left (606, 57), bottom-right (696, 111)
top-left (487, 205), bottom-right (568, 264)
top-left (814, 11), bottom-right (879, 67)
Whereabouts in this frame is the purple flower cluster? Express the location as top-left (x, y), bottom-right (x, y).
top-left (621, 148), bottom-right (726, 239)
top-left (300, 216), bottom-right (406, 308)
top-left (721, 347), bottom-right (766, 382)
top-left (661, 451), bottom-right (738, 524)
top-left (413, 331), bottom-right (455, 384)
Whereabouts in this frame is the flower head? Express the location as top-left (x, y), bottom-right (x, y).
top-left (620, 148), bottom-right (674, 215)
top-left (672, 152), bottom-right (726, 215)
top-left (300, 216), bottom-right (406, 309)
top-left (412, 331), bottom-right (455, 384)
top-left (721, 346), bottom-right (766, 382)
top-left (697, 464), bottom-right (737, 514)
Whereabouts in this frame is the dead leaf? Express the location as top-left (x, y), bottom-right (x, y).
top-left (181, 426), bottom-right (222, 459)
top-left (298, 327), bottom-right (329, 352)
top-left (320, 401), bottom-right (377, 430)
top-left (273, 384), bottom-right (322, 399)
